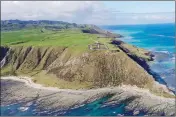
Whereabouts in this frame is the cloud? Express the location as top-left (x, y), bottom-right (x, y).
top-left (1, 1), bottom-right (105, 23)
top-left (1, 1), bottom-right (175, 25)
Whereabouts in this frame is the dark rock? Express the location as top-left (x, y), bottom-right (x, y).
top-left (111, 40), bottom-right (125, 45)
top-left (0, 46), bottom-right (9, 61)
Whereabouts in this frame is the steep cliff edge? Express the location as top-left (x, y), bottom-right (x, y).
top-left (111, 39), bottom-right (153, 76)
top-left (111, 39), bottom-right (170, 87)
top-left (0, 46), bottom-right (173, 98)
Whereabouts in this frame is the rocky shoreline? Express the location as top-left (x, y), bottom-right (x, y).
top-left (1, 76), bottom-right (175, 116)
top-left (111, 39), bottom-right (174, 93)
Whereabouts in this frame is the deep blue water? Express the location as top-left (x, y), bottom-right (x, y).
top-left (102, 23), bottom-right (175, 91)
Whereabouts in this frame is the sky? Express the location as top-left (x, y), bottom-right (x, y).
top-left (1, 1), bottom-right (175, 25)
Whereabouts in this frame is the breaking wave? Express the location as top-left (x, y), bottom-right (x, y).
top-left (150, 34), bottom-right (175, 39)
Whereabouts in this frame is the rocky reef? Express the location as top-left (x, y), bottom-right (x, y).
top-left (1, 78), bottom-right (175, 116)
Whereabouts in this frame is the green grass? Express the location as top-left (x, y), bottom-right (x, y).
top-left (1, 28), bottom-right (122, 54)
top-left (1, 28), bottom-right (98, 47)
top-left (1, 28), bottom-right (120, 57)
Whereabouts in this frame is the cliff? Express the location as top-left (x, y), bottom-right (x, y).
top-left (0, 45), bottom-right (173, 98)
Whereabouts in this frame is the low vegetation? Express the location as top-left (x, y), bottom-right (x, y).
top-left (1, 29), bottom-right (96, 47)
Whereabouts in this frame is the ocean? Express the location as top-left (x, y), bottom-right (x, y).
top-left (1, 23), bottom-right (175, 116)
top-left (102, 23), bottom-right (175, 91)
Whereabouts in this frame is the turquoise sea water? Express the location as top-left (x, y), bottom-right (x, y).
top-left (102, 23), bottom-right (175, 91)
top-left (1, 23), bottom-right (175, 116)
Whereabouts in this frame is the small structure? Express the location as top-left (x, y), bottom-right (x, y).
top-left (88, 41), bottom-right (109, 50)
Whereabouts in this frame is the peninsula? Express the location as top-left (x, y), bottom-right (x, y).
top-left (1, 20), bottom-right (175, 116)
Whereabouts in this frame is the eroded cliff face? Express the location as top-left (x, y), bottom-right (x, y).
top-left (0, 46), bottom-right (173, 97)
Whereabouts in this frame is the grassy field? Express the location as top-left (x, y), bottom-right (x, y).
top-left (1, 28), bottom-right (121, 55)
top-left (1, 28), bottom-right (98, 47)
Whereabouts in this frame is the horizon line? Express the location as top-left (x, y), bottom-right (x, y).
top-left (1, 19), bottom-right (175, 26)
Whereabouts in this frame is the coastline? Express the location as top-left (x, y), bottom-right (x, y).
top-left (1, 22), bottom-right (175, 115)
top-left (1, 76), bottom-right (175, 116)
top-left (0, 29), bottom-right (174, 95)
top-left (110, 33), bottom-right (175, 94)
top-left (1, 23), bottom-right (173, 94)
top-left (1, 76), bottom-right (174, 100)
